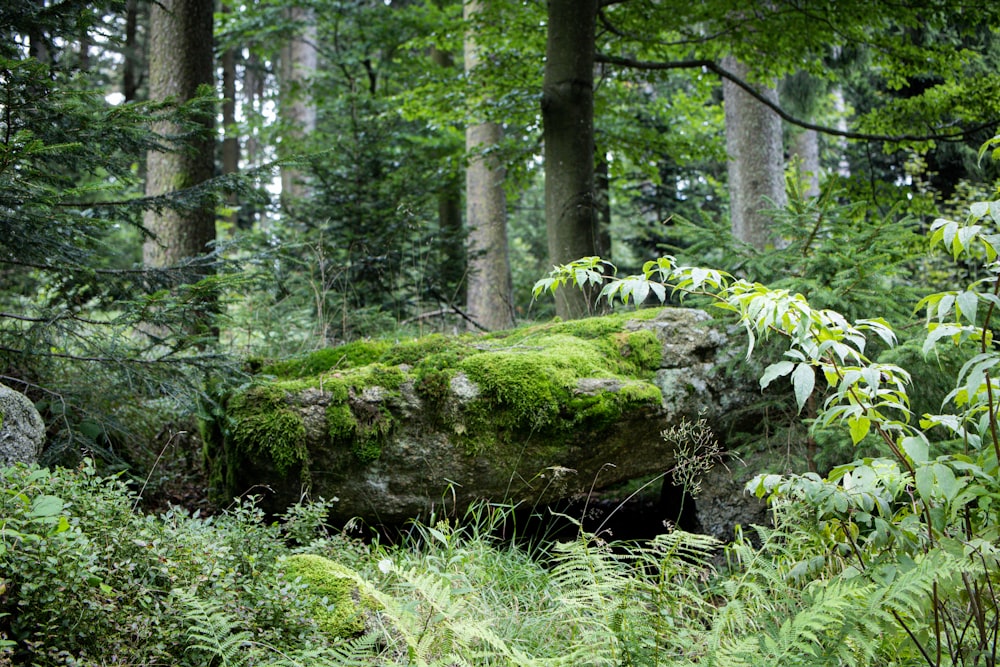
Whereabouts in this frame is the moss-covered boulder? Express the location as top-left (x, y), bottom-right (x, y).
top-left (205, 307), bottom-right (749, 523)
top-left (281, 554), bottom-right (371, 637)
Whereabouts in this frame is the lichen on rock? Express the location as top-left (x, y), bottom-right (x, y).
top-left (0, 382), bottom-right (46, 467)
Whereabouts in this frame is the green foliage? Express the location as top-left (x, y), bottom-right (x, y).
top-left (0, 462), bottom-right (327, 666)
top-left (537, 185), bottom-right (1000, 665)
top-left (0, 12), bottom-right (257, 474)
top-left (0, 457), bottom-right (993, 666)
top-left (262, 341), bottom-right (394, 379)
top-left (172, 587), bottom-right (255, 667)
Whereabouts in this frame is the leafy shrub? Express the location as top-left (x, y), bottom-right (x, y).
top-left (536, 192), bottom-right (1000, 665)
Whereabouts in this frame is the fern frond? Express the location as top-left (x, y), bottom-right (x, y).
top-left (171, 587), bottom-right (254, 667)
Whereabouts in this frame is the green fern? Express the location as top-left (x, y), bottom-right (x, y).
top-left (171, 587), bottom-right (255, 667)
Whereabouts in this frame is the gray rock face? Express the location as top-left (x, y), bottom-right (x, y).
top-left (214, 308), bottom-right (761, 534)
top-left (0, 383), bottom-right (45, 467)
top-left (693, 463), bottom-right (770, 542)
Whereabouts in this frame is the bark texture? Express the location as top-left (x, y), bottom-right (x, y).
top-left (123, 0), bottom-right (141, 102)
top-left (279, 6), bottom-right (318, 210)
top-left (723, 56), bottom-right (786, 250)
top-left (543, 0), bottom-right (598, 319)
top-left (464, 0), bottom-right (514, 330)
top-left (142, 0), bottom-right (215, 267)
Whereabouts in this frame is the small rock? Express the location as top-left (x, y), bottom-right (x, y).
top-left (449, 372), bottom-right (480, 402)
top-left (0, 383), bottom-right (45, 467)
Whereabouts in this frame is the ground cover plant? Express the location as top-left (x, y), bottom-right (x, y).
top-left (2, 192), bottom-right (999, 666)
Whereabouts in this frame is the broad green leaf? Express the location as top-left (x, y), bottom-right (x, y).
top-left (760, 360), bottom-right (795, 390)
top-left (900, 435), bottom-right (929, 463)
top-left (936, 293), bottom-right (955, 322)
top-left (690, 267), bottom-right (708, 289)
top-left (633, 279), bottom-right (650, 304)
top-left (29, 495), bottom-right (64, 519)
top-left (849, 415), bottom-right (871, 445)
top-left (915, 465), bottom-right (935, 503)
top-left (791, 362), bottom-right (815, 413)
top-left (956, 290), bottom-right (978, 324)
top-left (933, 463), bottom-right (959, 502)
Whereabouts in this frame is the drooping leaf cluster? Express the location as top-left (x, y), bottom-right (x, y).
top-left (537, 182), bottom-right (1000, 663)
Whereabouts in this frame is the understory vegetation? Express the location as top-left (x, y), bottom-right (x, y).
top-left (4, 193), bottom-right (1000, 665)
top-left (0, 460), bottom-right (970, 667)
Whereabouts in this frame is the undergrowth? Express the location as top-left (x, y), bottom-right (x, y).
top-left (6, 190), bottom-right (1000, 665)
top-left (0, 458), bottom-right (977, 666)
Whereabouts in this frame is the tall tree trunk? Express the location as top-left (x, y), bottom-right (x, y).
top-left (279, 6), bottom-right (318, 213)
top-left (543, 0), bottom-right (598, 319)
top-left (142, 0), bottom-right (215, 268)
top-left (123, 0), bottom-right (141, 102)
top-left (464, 0), bottom-right (514, 331)
top-left (832, 86), bottom-right (851, 179)
top-left (28, 0), bottom-right (50, 64)
top-left (782, 70), bottom-right (822, 198)
top-left (78, 25), bottom-right (90, 71)
top-left (221, 7), bottom-right (240, 231)
top-left (594, 150), bottom-right (612, 259)
top-left (723, 56), bottom-right (785, 250)
top-left (790, 129), bottom-right (820, 198)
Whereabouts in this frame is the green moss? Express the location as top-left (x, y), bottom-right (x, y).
top-left (618, 381), bottom-right (664, 404)
top-left (326, 402), bottom-right (356, 442)
top-left (414, 367), bottom-right (452, 404)
top-left (216, 308), bottom-right (671, 478)
top-left (325, 399), bottom-right (390, 463)
top-left (499, 308), bottom-right (664, 344)
top-left (612, 329), bottom-right (663, 375)
top-left (366, 363), bottom-right (405, 390)
top-left (282, 554), bottom-right (369, 638)
top-left (227, 385), bottom-right (307, 475)
top-left (457, 332), bottom-right (661, 439)
top-left (262, 340), bottom-right (392, 378)
top-left (380, 334), bottom-right (459, 366)
top-left (460, 337), bottom-right (602, 430)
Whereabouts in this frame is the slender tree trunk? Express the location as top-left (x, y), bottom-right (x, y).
top-left (142, 0), bottom-right (215, 268)
top-left (279, 6), bottom-right (318, 213)
top-left (723, 55), bottom-right (785, 250)
top-left (594, 150), bottom-right (612, 259)
top-left (430, 46), bottom-right (465, 300)
top-left (123, 0), bottom-right (140, 101)
top-left (221, 6), bottom-right (240, 231)
top-left (543, 0), bottom-right (598, 319)
top-left (464, 0), bottom-right (514, 331)
top-left (78, 26), bottom-right (90, 71)
top-left (782, 70), bottom-right (822, 198)
top-left (28, 0), bottom-right (50, 64)
top-left (832, 86), bottom-right (851, 179)
top-left (790, 129), bottom-right (820, 198)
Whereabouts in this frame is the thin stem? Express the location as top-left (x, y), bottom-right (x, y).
top-left (980, 272), bottom-right (1000, 463)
